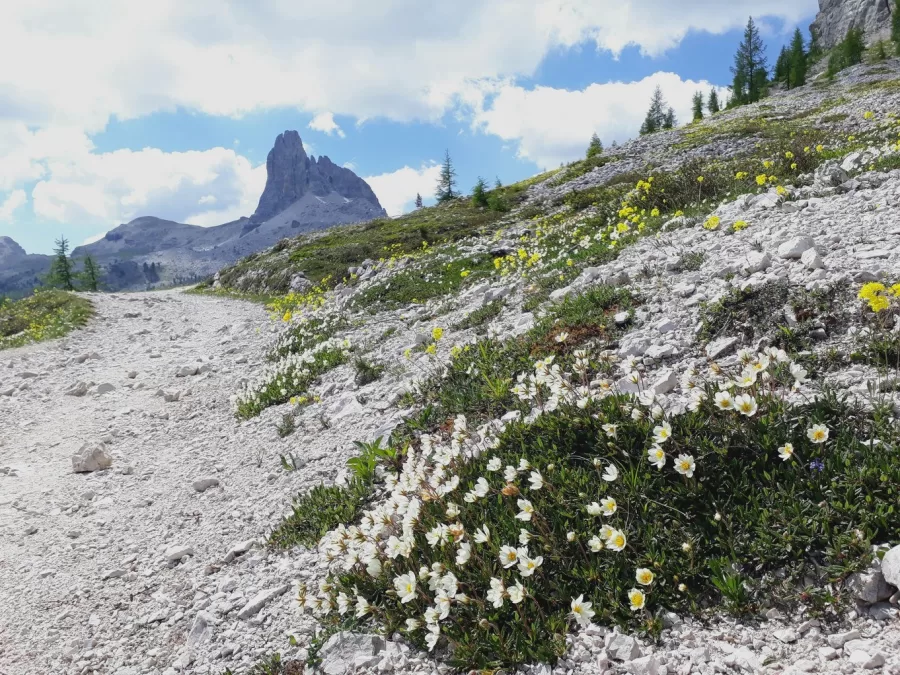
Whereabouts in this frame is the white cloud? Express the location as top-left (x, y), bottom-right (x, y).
top-left (472, 73), bottom-right (730, 168)
top-left (26, 143), bottom-right (266, 227)
top-left (0, 1), bottom-right (815, 137)
top-left (308, 112), bottom-right (345, 138)
top-left (343, 161), bottom-right (357, 171)
top-left (0, 189), bottom-right (27, 221)
top-left (365, 163), bottom-right (441, 217)
top-left (81, 231), bottom-right (107, 246)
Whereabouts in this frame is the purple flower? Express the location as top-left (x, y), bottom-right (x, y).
top-left (809, 459), bottom-right (825, 472)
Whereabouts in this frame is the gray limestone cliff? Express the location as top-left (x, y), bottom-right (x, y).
top-left (810, 0), bottom-right (893, 50)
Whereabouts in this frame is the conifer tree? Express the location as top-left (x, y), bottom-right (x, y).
top-left (708, 89), bottom-right (721, 114)
top-left (663, 107), bottom-right (676, 130)
top-left (894, 0), bottom-right (900, 55)
top-left (46, 235), bottom-right (75, 291)
top-left (414, 193), bottom-right (423, 209)
top-left (586, 132), bottom-right (603, 158)
top-left (494, 176), bottom-right (502, 189)
top-left (774, 46), bottom-right (791, 84)
top-left (80, 256), bottom-right (102, 292)
top-left (788, 28), bottom-right (807, 88)
top-left (435, 150), bottom-right (457, 203)
top-left (639, 86), bottom-right (668, 135)
top-left (691, 91), bottom-right (704, 121)
top-left (471, 177), bottom-right (489, 208)
top-left (842, 26), bottom-right (865, 66)
top-left (730, 17), bottom-right (769, 105)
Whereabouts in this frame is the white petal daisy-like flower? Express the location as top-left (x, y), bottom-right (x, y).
top-left (807, 424), bottom-right (829, 444)
top-left (602, 464), bottom-right (619, 482)
top-left (778, 443), bottom-right (794, 461)
top-left (674, 454), bottom-right (696, 478)
top-left (570, 595), bottom-right (595, 627)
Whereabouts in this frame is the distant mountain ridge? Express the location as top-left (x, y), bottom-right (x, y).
top-left (0, 132), bottom-right (385, 294)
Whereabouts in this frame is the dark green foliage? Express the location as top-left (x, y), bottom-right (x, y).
top-left (788, 28), bottom-right (807, 88)
top-left (435, 149), bottom-right (458, 203)
top-left (828, 26), bottom-right (866, 77)
top-left (708, 89), bottom-right (721, 114)
top-left (774, 46), bottom-right (791, 84)
top-left (494, 176), bottom-right (503, 189)
top-left (640, 86), bottom-right (668, 135)
top-left (222, 652), bottom-right (304, 675)
top-left (269, 480), bottom-right (372, 549)
top-left (870, 40), bottom-right (889, 63)
top-left (414, 193), bottom-right (423, 208)
top-left (586, 132), bottom-right (603, 158)
top-left (417, 285), bottom-right (632, 423)
top-left (276, 412), bottom-right (297, 438)
top-left (730, 17), bottom-right (769, 106)
top-left (79, 256), bottom-right (102, 292)
top-left (46, 236), bottom-right (75, 291)
top-left (347, 437), bottom-right (402, 483)
top-left (691, 91), bottom-right (704, 122)
top-left (354, 357), bottom-right (385, 386)
top-left (471, 176), bottom-right (489, 208)
top-left (663, 107), bottom-right (676, 130)
top-left (894, 0), bottom-right (900, 54)
top-left (453, 299), bottom-right (505, 332)
top-left (340, 386), bottom-right (900, 669)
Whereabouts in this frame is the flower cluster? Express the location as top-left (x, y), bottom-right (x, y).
top-left (858, 281), bottom-right (900, 313)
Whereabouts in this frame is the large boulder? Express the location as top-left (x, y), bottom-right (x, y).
top-left (882, 545), bottom-right (900, 589)
top-left (317, 631), bottom-right (386, 675)
top-left (72, 443), bottom-right (112, 473)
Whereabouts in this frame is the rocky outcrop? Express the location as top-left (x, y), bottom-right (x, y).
top-left (810, 0), bottom-right (893, 50)
top-left (0, 236), bottom-right (27, 262)
top-left (250, 130), bottom-right (384, 223)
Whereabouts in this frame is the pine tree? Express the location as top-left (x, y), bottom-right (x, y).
top-left (586, 132), bottom-right (603, 158)
top-left (471, 177), bottom-right (489, 208)
top-left (639, 86), bottom-right (668, 135)
top-left (708, 89), bottom-right (721, 114)
top-left (494, 176), bottom-right (502, 189)
top-left (842, 26), bottom-right (865, 66)
top-left (414, 193), bottom-right (423, 209)
top-left (691, 91), bottom-right (704, 122)
top-left (46, 235), bottom-right (75, 291)
top-left (774, 46), bottom-right (791, 84)
top-left (663, 107), bottom-right (676, 130)
top-left (731, 17), bottom-right (769, 106)
top-left (894, 0), bottom-right (900, 55)
top-left (80, 256), bottom-right (101, 292)
top-left (435, 150), bottom-right (457, 203)
top-left (788, 28), bottom-right (807, 88)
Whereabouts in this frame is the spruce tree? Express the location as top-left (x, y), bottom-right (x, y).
top-left (80, 256), bottom-right (101, 292)
top-left (691, 91), bottom-right (704, 121)
top-left (894, 0), bottom-right (900, 55)
top-left (435, 150), bottom-right (457, 203)
top-left (708, 89), bottom-right (721, 114)
top-left (788, 28), bottom-right (807, 88)
top-left (731, 17), bottom-right (769, 105)
top-left (414, 193), bottom-right (423, 209)
top-left (639, 86), bottom-right (668, 135)
top-left (471, 177), bottom-right (489, 208)
top-left (46, 236), bottom-right (75, 291)
top-left (586, 132), bottom-right (603, 158)
top-left (494, 176), bottom-right (502, 189)
top-left (663, 108), bottom-right (676, 130)
top-left (842, 26), bottom-right (865, 66)
top-left (774, 46), bottom-right (791, 84)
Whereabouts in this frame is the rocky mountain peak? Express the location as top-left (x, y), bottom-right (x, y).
top-left (250, 130), bottom-right (384, 223)
top-left (811, 0), bottom-right (893, 50)
top-left (0, 236), bottom-right (27, 261)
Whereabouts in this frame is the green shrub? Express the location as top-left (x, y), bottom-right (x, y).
top-left (0, 290), bottom-right (94, 351)
top-left (453, 299), bottom-right (505, 332)
top-left (306, 350), bottom-right (900, 669)
top-left (269, 480), bottom-right (372, 550)
top-left (354, 357), bottom-right (386, 386)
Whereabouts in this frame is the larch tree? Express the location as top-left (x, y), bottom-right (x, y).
top-left (435, 150), bottom-right (458, 203)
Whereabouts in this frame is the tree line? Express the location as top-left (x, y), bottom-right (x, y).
top-left (45, 236), bottom-right (103, 292)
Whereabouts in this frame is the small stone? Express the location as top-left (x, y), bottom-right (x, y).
top-left (192, 477), bottom-right (220, 493)
top-left (777, 236), bottom-right (816, 259)
top-left (818, 646), bottom-right (839, 661)
top-left (101, 569), bottom-right (126, 580)
top-left (606, 633), bottom-right (642, 661)
top-left (24, 525), bottom-right (38, 535)
top-left (237, 584), bottom-right (290, 619)
top-left (745, 251), bottom-right (771, 274)
top-left (792, 659), bottom-right (816, 673)
top-left (224, 540), bottom-right (255, 563)
top-left (176, 365), bottom-right (198, 377)
top-left (72, 443), bottom-right (113, 473)
top-left (626, 654), bottom-right (660, 675)
top-left (656, 318), bottom-right (676, 333)
top-left (65, 381), bottom-right (89, 397)
top-left (651, 369), bottom-right (678, 395)
top-left (797, 619), bottom-right (820, 634)
top-left (706, 337), bottom-right (738, 359)
top-left (848, 650), bottom-right (884, 669)
top-left (801, 248), bottom-right (824, 270)
top-left (164, 545), bottom-right (195, 562)
top-left (826, 629), bottom-right (860, 649)
top-left (614, 312), bottom-right (630, 326)
top-left (95, 383), bottom-right (116, 394)
top-left (774, 628), bottom-right (799, 643)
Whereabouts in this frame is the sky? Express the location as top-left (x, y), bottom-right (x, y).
top-left (0, 1), bottom-right (819, 255)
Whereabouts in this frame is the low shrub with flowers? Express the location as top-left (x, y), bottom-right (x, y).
top-left (268, 310), bottom-right (349, 362)
top-left (0, 290), bottom-right (94, 351)
top-left (296, 337), bottom-right (900, 668)
top-left (233, 336), bottom-right (352, 419)
top-left (857, 281), bottom-right (900, 369)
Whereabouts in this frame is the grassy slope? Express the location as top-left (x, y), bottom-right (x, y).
top-left (0, 290), bottom-right (94, 351)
